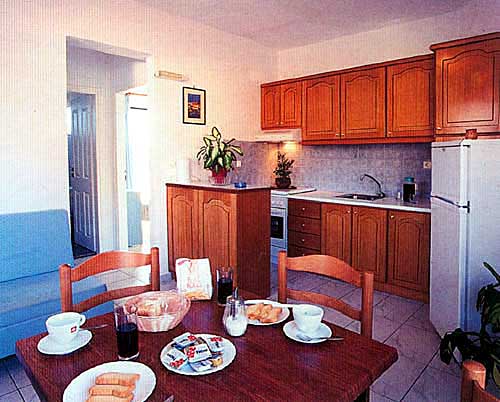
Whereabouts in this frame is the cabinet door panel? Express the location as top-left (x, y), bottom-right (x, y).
top-left (199, 191), bottom-right (237, 281)
top-left (341, 67), bottom-right (386, 138)
top-left (321, 203), bottom-right (352, 264)
top-left (302, 75), bottom-right (341, 141)
top-left (167, 187), bottom-right (199, 271)
top-left (387, 211), bottom-right (430, 292)
top-left (387, 59), bottom-right (434, 137)
top-left (435, 39), bottom-right (500, 134)
top-left (281, 82), bottom-right (302, 128)
top-left (351, 207), bottom-right (387, 282)
top-left (261, 85), bottom-right (281, 129)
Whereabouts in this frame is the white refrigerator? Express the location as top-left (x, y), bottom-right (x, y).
top-left (430, 139), bottom-right (500, 337)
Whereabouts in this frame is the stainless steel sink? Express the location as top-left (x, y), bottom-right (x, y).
top-left (335, 193), bottom-right (384, 201)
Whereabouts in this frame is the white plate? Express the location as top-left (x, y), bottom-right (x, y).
top-left (63, 361), bottom-right (156, 402)
top-left (160, 333), bottom-right (236, 376)
top-left (245, 300), bottom-right (290, 326)
top-left (283, 321), bottom-right (332, 344)
top-left (37, 330), bottom-right (92, 355)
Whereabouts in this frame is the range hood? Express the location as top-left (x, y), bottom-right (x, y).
top-left (254, 128), bottom-right (301, 143)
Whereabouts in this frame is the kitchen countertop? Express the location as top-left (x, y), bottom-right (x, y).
top-left (166, 181), bottom-right (271, 192)
top-left (289, 190), bottom-right (431, 213)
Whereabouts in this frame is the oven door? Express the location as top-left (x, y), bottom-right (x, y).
top-left (271, 207), bottom-right (287, 249)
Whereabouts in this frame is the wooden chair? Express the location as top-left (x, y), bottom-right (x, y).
top-left (278, 250), bottom-right (374, 338)
top-left (461, 360), bottom-right (500, 402)
top-left (60, 247), bottom-right (160, 313)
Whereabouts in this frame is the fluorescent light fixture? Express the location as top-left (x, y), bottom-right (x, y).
top-left (154, 70), bottom-right (188, 81)
top-left (254, 129), bottom-right (301, 143)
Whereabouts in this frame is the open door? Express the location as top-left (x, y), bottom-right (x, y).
top-left (68, 92), bottom-right (99, 253)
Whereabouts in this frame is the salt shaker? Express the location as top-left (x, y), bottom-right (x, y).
top-left (222, 295), bottom-right (247, 337)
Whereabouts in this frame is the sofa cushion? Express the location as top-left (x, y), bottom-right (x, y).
top-left (0, 271), bottom-right (107, 327)
top-left (0, 209), bottom-right (74, 282)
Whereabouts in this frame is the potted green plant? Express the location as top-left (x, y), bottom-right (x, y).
top-left (196, 126), bottom-right (243, 185)
top-left (273, 151), bottom-right (295, 189)
top-left (440, 262), bottom-right (500, 387)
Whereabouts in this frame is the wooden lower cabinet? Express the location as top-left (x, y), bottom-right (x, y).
top-left (166, 184), bottom-right (270, 298)
top-left (351, 207), bottom-right (387, 282)
top-left (320, 201), bottom-right (430, 301)
top-left (387, 210), bottom-right (430, 293)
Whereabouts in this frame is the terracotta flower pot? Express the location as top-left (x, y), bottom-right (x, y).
top-left (275, 177), bottom-right (291, 189)
top-left (211, 169), bottom-right (228, 185)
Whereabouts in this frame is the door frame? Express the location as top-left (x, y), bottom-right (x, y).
top-left (67, 84), bottom-right (103, 253)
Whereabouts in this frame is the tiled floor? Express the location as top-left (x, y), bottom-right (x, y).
top-left (1, 263), bottom-right (498, 401)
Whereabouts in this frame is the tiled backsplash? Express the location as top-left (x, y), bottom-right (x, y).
top-left (235, 141), bottom-right (431, 197)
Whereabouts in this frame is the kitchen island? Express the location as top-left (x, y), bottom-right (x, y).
top-left (166, 182), bottom-right (271, 298)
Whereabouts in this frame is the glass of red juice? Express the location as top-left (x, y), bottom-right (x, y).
top-left (113, 304), bottom-right (139, 360)
top-left (217, 267), bottom-right (233, 306)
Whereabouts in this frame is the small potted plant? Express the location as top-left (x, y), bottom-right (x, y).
top-left (440, 262), bottom-right (500, 387)
top-left (273, 151), bottom-right (295, 189)
top-left (196, 126), bottom-right (243, 185)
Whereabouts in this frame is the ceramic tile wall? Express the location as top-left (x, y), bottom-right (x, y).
top-left (235, 141), bottom-right (432, 197)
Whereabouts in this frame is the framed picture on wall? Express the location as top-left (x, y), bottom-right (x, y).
top-left (183, 87), bottom-right (206, 125)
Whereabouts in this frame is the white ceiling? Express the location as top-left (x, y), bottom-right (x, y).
top-left (138, 0), bottom-right (470, 49)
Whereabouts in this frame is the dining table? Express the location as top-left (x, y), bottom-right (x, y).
top-left (16, 294), bottom-right (398, 402)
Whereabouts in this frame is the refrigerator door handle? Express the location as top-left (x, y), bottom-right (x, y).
top-left (431, 195), bottom-right (470, 212)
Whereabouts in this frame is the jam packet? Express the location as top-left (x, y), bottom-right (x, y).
top-left (190, 359), bottom-right (213, 373)
top-left (173, 332), bottom-right (198, 349)
top-left (200, 335), bottom-right (225, 353)
top-left (184, 343), bottom-right (212, 363)
top-left (164, 348), bottom-right (188, 369)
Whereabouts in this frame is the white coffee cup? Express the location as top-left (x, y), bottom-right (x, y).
top-left (46, 312), bottom-right (86, 344)
top-left (293, 304), bottom-right (324, 334)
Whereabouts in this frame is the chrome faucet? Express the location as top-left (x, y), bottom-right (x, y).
top-left (360, 174), bottom-right (385, 198)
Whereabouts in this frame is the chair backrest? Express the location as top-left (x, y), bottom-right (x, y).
top-left (461, 360), bottom-right (500, 402)
top-left (60, 247), bottom-right (160, 313)
top-left (278, 251), bottom-right (374, 338)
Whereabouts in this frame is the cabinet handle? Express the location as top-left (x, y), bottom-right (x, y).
top-left (301, 207), bottom-right (306, 211)
top-left (436, 127), bottom-right (442, 130)
top-left (335, 133), bottom-right (341, 137)
top-left (390, 215), bottom-right (395, 219)
top-left (387, 131), bottom-right (392, 134)
top-left (353, 211), bottom-right (358, 214)
top-left (340, 134), bottom-right (345, 137)
top-left (301, 239), bottom-right (305, 243)
top-left (301, 223), bottom-right (305, 228)
top-left (347, 210), bottom-right (351, 214)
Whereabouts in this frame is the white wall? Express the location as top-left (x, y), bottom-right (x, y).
top-left (0, 0), bottom-right (276, 271)
top-left (67, 46), bottom-right (147, 251)
top-left (277, 0), bottom-right (500, 79)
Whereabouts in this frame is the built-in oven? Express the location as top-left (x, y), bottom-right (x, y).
top-left (271, 195), bottom-right (288, 264)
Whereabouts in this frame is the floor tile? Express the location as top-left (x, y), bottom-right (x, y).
top-left (428, 351), bottom-right (460, 377)
top-left (288, 271), bottom-right (331, 291)
top-left (486, 381), bottom-right (500, 398)
top-left (402, 366), bottom-right (460, 401)
top-left (369, 390), bottom-right (397, 402)
top-left (341, 287), bottom-right (390, 310)
top-left (0, 391), bottom-right (23, 402)
top-left (312, 279), bottom-right (356, 299)
top-left (322, 307), bottom-right (355, 328)
top-left (2, 356), bottom-right (30, 388)
top-left (371, 354), bottom-right (426, 401)
top-left (106, 278), bottom-right (148, 291)
top-left (374, 295), bottom-right (422, 324)
top-left (346, 315), bottom-right (401, 342)
top-left (95, 270), bottom-right (130, 284)
top-left (385, 324), bottom-right (440, 365)
top-left (405, 304), bottom-right (436, 333)
top-left (0, 366), bottom-right (16, 396)
top-left (18, 386), bottom-right (40, 402)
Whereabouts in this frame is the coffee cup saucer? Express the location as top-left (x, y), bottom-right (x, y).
top-left (283, 321), bottom-right (332, 344)
top-left (37, 330), bottom-right (92, 355)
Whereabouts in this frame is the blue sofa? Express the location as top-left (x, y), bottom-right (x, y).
top-left (0, 209), bottom-right (110, 358)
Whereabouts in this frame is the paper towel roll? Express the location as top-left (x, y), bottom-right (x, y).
top-left (176, 159), bottom-right (191, 183)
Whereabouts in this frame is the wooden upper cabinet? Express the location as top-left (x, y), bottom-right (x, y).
top-left (261, 85), bottom-right (281, 129)
top-left (198, 190), bottom-right (237, 281)
top-left (321, 203), bottom-right (352, 264)
top-left (387, 211), bottom-right (430, 292)
top-left (387, 58), bottom-right (434, 137)
top-left (280, 82), bottom-right (302, 128)
top-left (431, 34), bottom-right (500, 135)
top-left (341, 67), bottom-right (386, 139)
top-left (261, 82), bottom-right (301, 129)
top-left (351, 206), bottom-right (387, 282)
top-left (302, 75), bottom-right (341, 141)
top-left (167, 186), bottom-right (199, 269)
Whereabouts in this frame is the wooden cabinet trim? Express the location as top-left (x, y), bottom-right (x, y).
top-left (321, 203), bottom-right (352, 264)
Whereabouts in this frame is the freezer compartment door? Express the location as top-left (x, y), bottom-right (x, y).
top-left (431, 143), bottom-right (469, 206)
top-left (430, 197), bottom-right (468, 337)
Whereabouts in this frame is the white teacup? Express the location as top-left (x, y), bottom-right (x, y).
top-left (46, 312), bottom-right (86, 344)
top-left (293, 304), bottom-right (324, 334)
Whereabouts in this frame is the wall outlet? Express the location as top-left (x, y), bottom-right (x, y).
top-left (235, 160), bottom-right (242, 168)
top-left (423, 161), bottom-right (432, 169)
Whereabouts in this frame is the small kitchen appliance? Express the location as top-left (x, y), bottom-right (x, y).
top-left (402, 177), bottom-right (417, 202)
